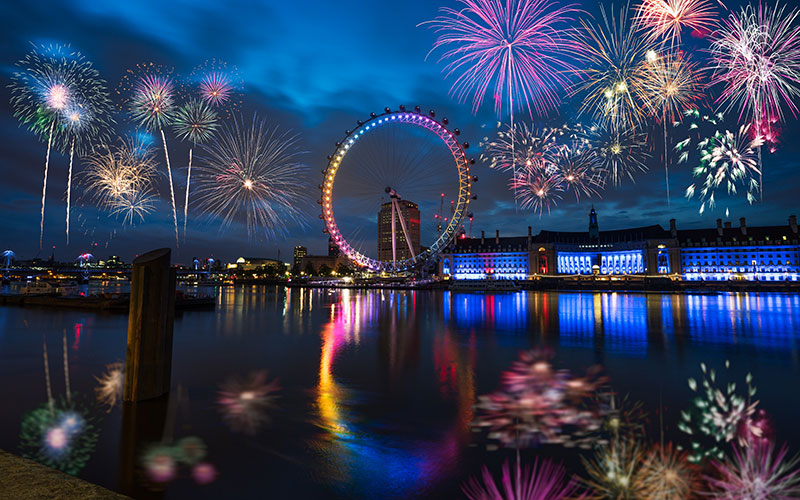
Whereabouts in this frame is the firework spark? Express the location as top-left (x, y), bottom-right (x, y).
top-left (551, 145), bottom-right (604, 201)
top-left (634, 0), bottom-right (719, 46)
top-left (217, 371), bottom-right (280, 434)
top-left (463, 458), bottom-right (585, 500)
top-left (193, 115), bottom-right (309, 239)
top-left (572, 6), bottom-right (653, 133)
top-left (189, 59), bottom-right (243, 115)
top-left (82, 138), bottom-right (159, 225)
top-left (580, 439), bottom-right (643, 499)
top-left (685, 124), bottom-right (763, 214)
top-left (511, 168), bottom-right (564, 217)
top-left (705, 443), bottom-right (800, 498)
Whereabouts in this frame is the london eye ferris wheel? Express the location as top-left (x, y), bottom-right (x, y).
top-left (320, 106), bottom-right (476, 273)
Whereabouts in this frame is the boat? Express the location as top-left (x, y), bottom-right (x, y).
top-left (21, 281), bottom-right (58, 295)
top-left (175, 291), bottom-right (216, 310)
top-left (448, 279), bottom-right (520, 293)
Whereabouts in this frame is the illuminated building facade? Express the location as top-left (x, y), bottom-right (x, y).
top-left (377, 199), bottom-right (421, 262)
top-left (439, 211), bottom-right (800, 282)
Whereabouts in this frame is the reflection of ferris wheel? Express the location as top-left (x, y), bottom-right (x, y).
top-left (320, 106), bottom-right (475, 273)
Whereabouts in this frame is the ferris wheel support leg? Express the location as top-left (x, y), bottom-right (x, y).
top-left (392, 197), bottom-right (416, 259)
top-left (391, 200), bottom-right (397, 270)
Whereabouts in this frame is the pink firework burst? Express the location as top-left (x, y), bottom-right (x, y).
top-left (217, 371), bottom-right (280, 434)
top-left (199, 72), bottom-right (233, 107)
top-left (425, 0), bottom-right (584, 118)
top-left (130, 74), bottom-right (175, 131)
top-left (464, 458), bottom-right (585, 500)
top-left (634, 0), bottom-right (719, 46)
top-left (709, 2), bottom-right (800, 125)
top-left (705, 443), bottom-right (800, 498)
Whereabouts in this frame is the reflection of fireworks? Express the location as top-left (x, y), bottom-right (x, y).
top-left (602, 393), bottom-right (649, 440)
top-left (143, 444), bottom-right (177, 483)
top-left (685, 124), bottom-right (763, 214)
top-left (474, 349), bottom-right (608, 449)
top-left (634, 443), bottom-right (700, 500)
top-left (678, 361), bottom-right (759, 463)
top-left (83, 139), bottom-right (159, 224)
top-left (217, 370), bottom-right (280, 434)
top-left (94, 362), bottom-right (123, 411)
top-left (634, 0), bottom-right (718, 46)
top-left (580, 439), bottom-right (642, 499)
top-left (425, 0), bottom-right (583, 118)
top-left (572, 6), bottom-right (652, 132)
top-left (706, 443), bottom-right (800, 498)
top-left (193, 115), bottom-right (309, 239)
top-left (19, 400), bottom-right (99, 476)
top-left (464, 458), bottom-right (584, 500)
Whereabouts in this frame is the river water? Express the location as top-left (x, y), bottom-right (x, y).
top-left (1, 287), bottom-right (799, 498)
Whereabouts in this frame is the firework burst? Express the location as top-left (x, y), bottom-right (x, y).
top-left (481, 122), bottom-right (560, 174)
top-left (82, 138), bottom-right (159, 225)
top-left (685, 124), bottom-right (763, 214)
top-left (94, 362), bottom-right (123, 412)
top-left (572, 6), bottom-right (653, 133)
top-left (705, 443), bottom-right (800, 498)
top-left (678, 360), bottom-right (759, 463)
top-left (10, 44), bottom-right (113, 248)
top-left (634, 0), bottom-right (719, 46)
top-left (217, 371), bottom-right (280, 434)
top-left (122, 64), bottom-right (180, 244)
top-left (425, 0), bottom-right (583, 118)
top-left (463, 458), bottom-right (585, 500)
top-left (511, 168), bottom-right (564, 217)
top-left (589, 123), bottom-right (650, 186)
top-left (173, 99), bottom-right (219, 240)
top-left (580, 438), bottom-right (643, 499)
top-left (551, 145), bottom-right (604, 201)
top-left (474, 349), bottom-right (608, 449)
top-left (189, 59), bottom-right (243, 116)
top-left (634, 443), bottom-right (700, 499)
top-left (193, 115), bottom-right (309, 239)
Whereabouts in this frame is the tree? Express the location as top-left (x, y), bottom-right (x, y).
top-left (318, 264), bottom-right (332, 277)
top-left (335, 262), bottom-right (353, 276)
top-left (304, 262), bottom-right (315, 276)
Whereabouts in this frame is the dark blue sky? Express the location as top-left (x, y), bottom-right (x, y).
top-left (1, 0), bottom-right (798, 264)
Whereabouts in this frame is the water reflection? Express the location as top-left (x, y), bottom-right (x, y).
top-left (314, 289), bottom-right (474, 498)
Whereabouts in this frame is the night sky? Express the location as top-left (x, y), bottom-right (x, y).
top-left (1, 0), bottom-right (798, 265)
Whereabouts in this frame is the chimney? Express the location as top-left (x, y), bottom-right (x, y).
top-left (669, 218), bottom-right (677, 238)
top-left (495, 229), bottom-right (500, 244)
top-left (716, 218), bottom-right (723, 236)
top-left (527, 226), bottom-right (532, 245)
top-left (739, 217), bottom-right (747, 235)
top-left (528, 226), bottom-right (532, 237)
top-left (724, 221), bottom-right (732, 228)
top-left (790, 215), bottom-right (798, 234)
top-left (481, 230), bottom-right (485, 245)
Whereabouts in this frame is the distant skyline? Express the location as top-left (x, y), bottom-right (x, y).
top-left (1, 0), bottom-right (798, 265)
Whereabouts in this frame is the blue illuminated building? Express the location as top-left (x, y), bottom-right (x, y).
top-left (439, 210), bottom-right (800, 282)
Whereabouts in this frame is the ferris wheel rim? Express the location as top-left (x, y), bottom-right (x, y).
top-left (320, 107), bottom-right (472, 273)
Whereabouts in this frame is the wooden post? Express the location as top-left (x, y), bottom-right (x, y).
top-left (124, 248), bottom-right (175, 402)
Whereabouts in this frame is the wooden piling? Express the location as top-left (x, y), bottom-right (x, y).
top-left (124, 248), bottom-right (175, 402)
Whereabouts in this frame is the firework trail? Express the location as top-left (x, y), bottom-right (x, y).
top-left (122, 64), bottom-right (179, 244)
top-left (424, 0), bottom-right (584, 199)
top-left (640, 50), bottom-right (703, 205)
top-left (634, 0), bottom-right (719, 47)
top-left (192, 115), bottom-right (309, 239)
top-left (10, 44), bottom-right (111, 248)
top-left (82, 138), bottom-right (159, 225)
top-left (173, 99), bottom-right (219, 241)
top-left (708, 2), bottom-right (800, 199)
top-left (685, 124), bottom-right (763, 214)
